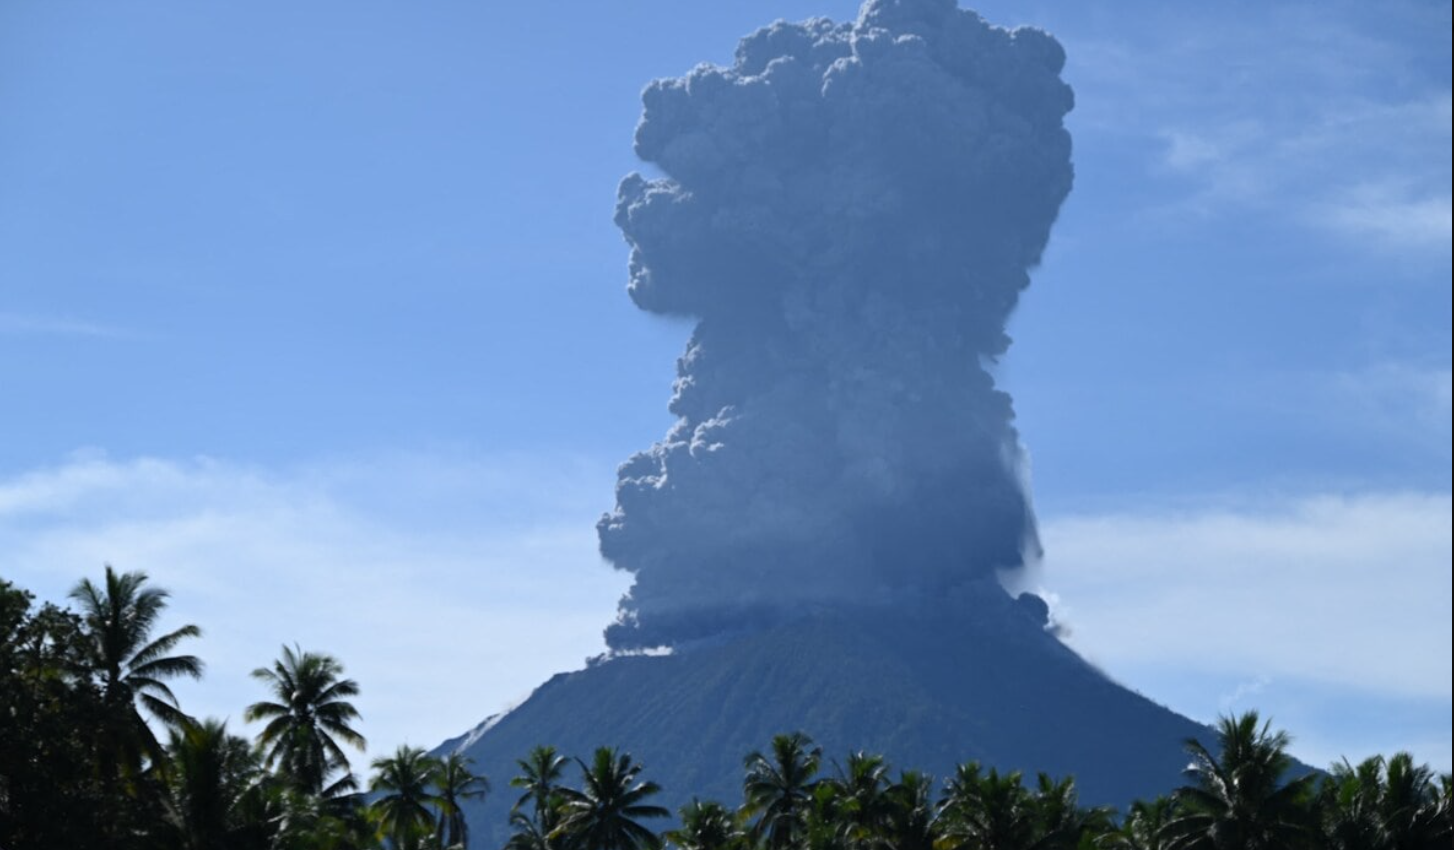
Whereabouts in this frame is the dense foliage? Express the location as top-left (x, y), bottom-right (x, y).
top-left (2, 572), bottom-right (1450, 849)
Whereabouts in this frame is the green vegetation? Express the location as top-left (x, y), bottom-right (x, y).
top-left (1, 570), bottom-right (483, 849)
top-left (246, 643), bottom-right (368, 798)
top-left (2, 570), bottom-right (1450, 850)
top-left (555, 747), bottom-right (670, 850)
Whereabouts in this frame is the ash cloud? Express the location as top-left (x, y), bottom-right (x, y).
top-left (599, 0), bottom-right (1074, 650)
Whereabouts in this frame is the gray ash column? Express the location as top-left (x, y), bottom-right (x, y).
top-left (600, 0), bottom-right (1074, 651)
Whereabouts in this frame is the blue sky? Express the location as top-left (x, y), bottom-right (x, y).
top-left (2, 0), bottom-right (1449, 776)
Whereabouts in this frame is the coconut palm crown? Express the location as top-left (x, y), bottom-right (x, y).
top-left (369, 744), bottom-right (444, 849)
top-left (436, 751), bottom-right (490, 850)
top-left (555, 747), bottom-right (669, 850)
top-left (244, 644), bottom-right (366, 797)
top-left (68, 565), bottom-right (204, 765)
top-left (1161, 711), bottom-right (1317, 850)
top-left (743, 732), bottom-right (823, 850)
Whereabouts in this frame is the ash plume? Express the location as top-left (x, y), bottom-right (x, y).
top-left (599, 0), bottom-right (1074, 650)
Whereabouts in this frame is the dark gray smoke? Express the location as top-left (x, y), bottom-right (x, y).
top-left (599, 0), bottom-right (1073, 650)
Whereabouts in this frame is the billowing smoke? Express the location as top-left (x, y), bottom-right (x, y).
top-left (599, 0), bottom-right (1073, 650)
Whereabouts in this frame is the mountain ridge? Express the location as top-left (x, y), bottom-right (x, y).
top-left (437, 581), bottom-right (1214, 845)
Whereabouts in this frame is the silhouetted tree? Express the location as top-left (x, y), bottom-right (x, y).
top-left (158, 718), bottom-right (263, 850)
top-left (434, 752), bottom-right (489, 849)
top-left (1026, 772), bottom-right (1113, 850)
top-left (507, 806), bottom-right (563, 850)
top-left (1318, 752), bottom-right (1452, 850)
top-left (1, 580), bottom-right (119, 848)
top-left (245, 644), bottom-right (366, 797)
top-left (69, 565), bottom-right (203, 772)
top-left (1161, 712), bottom-right (1316, 849)
top-left (879, 771), bottom-right (935, 850)
top-left (822, 752), bottom-right (893, 850)
top-left (743, 732), bottom-right (823, 850)
top-left (555, 747), bottom-right (669, 850)
top-left (936, 762), bottom-right (1036, 850)
top-left (665, 799), bottom-right (743, 850)
top-left (1104, 796), bottom-right (1177, 850)
top-left (369, 745), bottom-right (443, 849)
top-left (514, 745), bottom-right (570, 833)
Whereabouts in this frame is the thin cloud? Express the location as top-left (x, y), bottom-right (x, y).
top-left (1042, 491), bottom-right (1453, 702)
top-left (1234, 362), bottom-right (1454, 467)
top-left (0, 311), bottom-right (139, 339)
top-left (1320, 181), bottom-right (1453, 248)
top-left (7, 453), bottom-right (1448, 771)
top-left (0, 452), bottom-right (631, 768)
top-left (1067, 5), bottom-right (1451, 253)
top-left (1041, 491), bottom-right (1452, 770)
top-left (1152, 94), bottom-right (1452, 251)
top-left (1327, 363), bottom-right (1453, 455)
top-left (1219, 674), bottom-right (1273, 712)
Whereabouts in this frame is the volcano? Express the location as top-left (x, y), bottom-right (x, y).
top-left (438, 1), bottom-right (1215, 840)
top-left (439, 584), bottom-right (1209, 845)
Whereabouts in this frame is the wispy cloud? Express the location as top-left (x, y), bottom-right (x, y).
top-left (0, 451), bottom-right (630, 767)
top-left (1043, 490), bottom-right (1451, 700)
top-left (1068, 4), bottom-right (1452, 254)
top-left (6, 453), bottom-right (1449, 771)
top-left (1038, 490), bottom-right (1451, 769)
top-left (1151, 94), bottom-right (1452, 251)
top-left (1327, 363), bottom-right (1453, 454)
top-left (1218, 674), bottom-right (1273, 712)
top-left (0, 311), bottom-right (138, 339)
top-left (1319, 180), bottom-right (1454, 249)
top-left (1242, 362), bottom-right (1454, 467)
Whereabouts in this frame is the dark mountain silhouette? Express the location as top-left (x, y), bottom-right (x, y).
top-left (437, 581), bottom-right (1211, 844)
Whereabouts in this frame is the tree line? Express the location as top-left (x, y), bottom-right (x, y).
top-left (2, 568), bottom-right (1450, 849)
top-left (1, 567), bottom-right (485, 849)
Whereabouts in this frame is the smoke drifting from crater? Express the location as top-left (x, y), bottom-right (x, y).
top-left (599, 0), bottom-right (1074, 650)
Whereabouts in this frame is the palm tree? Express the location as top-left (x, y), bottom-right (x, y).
top-left (507, 805), bottom-right (563, 850)
top-left (513, 745), bottom-right (570, 830)
top-left (1435, 773), bottom-right (1454, 846)
top-left (369, 745), bottom-right (444, 849)
top-left (804, 783), bottom-right (851, 850)
top-left (1320, 752), bottom-right (1453, 850)
top-left (742, 732), bottom-right (823, 850)
top-left (1105, 796), bottom-right (1178, 850)
top-left (244, 644), bottom-right (366, 797)
top-left (555, 747), bottom-right (669, 850)
top-left (935, 761), bottom-right (1037, 850)
top-left (1025, 772), bottom-right (1113, 850)
top-left (665, 799), bottom-right (742, 850)
top-left (69, 566), bottom-right (203, 758)
top-left (1377, 752), bottom-right (1452, 848)
top-left (1160, 711), bottom-right (1316, 849)
top-left (434, 752), bottom-right (489, 849)
top-left (1318, 756), bottom-right (1386, 850)
top-left (158, 717), bottom-right (262, 850)
top-left (822, 752), bottom-right (893, 850)
top-left (253, 781), bottom-right (375, 850)
top-left (880, 771), bottom-right (935, 850)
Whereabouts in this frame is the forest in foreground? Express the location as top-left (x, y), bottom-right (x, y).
top-left (2, 567), bottom-right (1450, 850)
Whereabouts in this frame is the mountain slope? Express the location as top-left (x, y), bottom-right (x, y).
top-left (438, 582), bottom-right (1210, 845)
